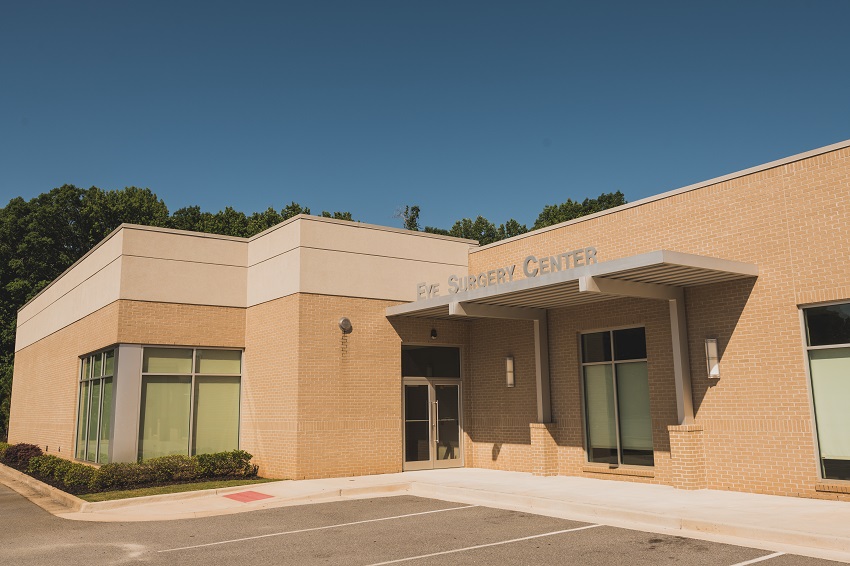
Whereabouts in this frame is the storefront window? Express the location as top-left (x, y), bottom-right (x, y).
top-left (75, 349), bottom-right (114, 464)
top-left (138, 348), bottom-right (242, 461)
top-left (805, 304), bottom-right (850, 481)
top-left (582, 327), bottom-right (653, 467)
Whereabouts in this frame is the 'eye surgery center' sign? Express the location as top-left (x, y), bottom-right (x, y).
top-left (416, 246), bottom-right (598, 300)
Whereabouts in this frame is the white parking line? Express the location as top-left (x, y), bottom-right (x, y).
top-left (362, 524), bottom-right (603, 566)
top-left (728, 552), bottom-right (785, 566)
top-left (158, 504), bottom-right (478, 553)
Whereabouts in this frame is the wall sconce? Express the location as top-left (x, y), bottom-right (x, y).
top-left (705, 338), bottom-right (720, 379)
top-left (506, 356), bottom-right (515, 387)
top-left (430, 328), bottom-right (437, 340)
top-left (339, 317), bottom-right (353, 334)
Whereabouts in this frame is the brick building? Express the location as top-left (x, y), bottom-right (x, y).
top-left (8, 139), bottom-right (850, 501)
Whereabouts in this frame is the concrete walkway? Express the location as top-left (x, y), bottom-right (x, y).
top-left (51, 468), bottom-right (850, 562)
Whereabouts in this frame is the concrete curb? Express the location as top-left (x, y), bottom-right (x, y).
top-left (0, 462), bottom-right (85, 512)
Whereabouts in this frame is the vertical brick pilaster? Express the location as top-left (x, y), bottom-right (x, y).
top-left (529, 423), bottom-right (558, 476)
top-left (668, 423), bottom-right (706, 490)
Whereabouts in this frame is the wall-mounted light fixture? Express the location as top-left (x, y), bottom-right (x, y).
top-left (430, 328), bottom-right (438, 340)
top-left (339, 317), bottom-right (353, 334)
top-left (506, 355), bottom-right (515, 387)
top-left (705, 338), bottom-right (720, 379)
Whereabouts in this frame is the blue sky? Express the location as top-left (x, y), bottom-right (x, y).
top-left (1, 1), bottom-right (849, 230)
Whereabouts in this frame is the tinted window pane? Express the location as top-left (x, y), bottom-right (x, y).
top-left (104, 350), bottom-right (115, 376)
top-left (196, 349), bottom-right (241, 374)
top-left (402, 346), bottom-right (460, 377)
top-left (192, 376), bottom-right (240, 455)
top-left (806, 304), bottom-right (850, 346)
top-left (614, 327), bottom-right (647, 360)
top-left (584, 364), bottom-right (617, 464)
top-left (581, 332), bottom-right (611, 363)
top-left (143, 348), bottom-right (193, 374)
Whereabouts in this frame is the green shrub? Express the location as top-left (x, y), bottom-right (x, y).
top-left (1, 443), bottom-right (43, 471)
top-left (62, 463), bottom-right (97, 493)
top-left (0, 442), bottom-right (9, 460)
top-left (26, 455), bottom-right (95, 494)
top-left (146, 454), bottom-right (200, 483)
top-left (21, 449), bottom-right (257, 494)
top-left (195, 450), bottom-right (257, 478)
top-left (90, 461), bottom-right (156, 492)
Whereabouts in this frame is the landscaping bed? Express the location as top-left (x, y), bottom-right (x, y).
top-left (0, 441), bottom-right (262, 497)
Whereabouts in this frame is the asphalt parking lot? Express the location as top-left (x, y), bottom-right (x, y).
top-left (0, 484), bottom-right (843, 565)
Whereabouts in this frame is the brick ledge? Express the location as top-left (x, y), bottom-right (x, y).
top-left (582, 465), bottom-right (655, 478)
top-left (815, 481), bottom-right (850, 495)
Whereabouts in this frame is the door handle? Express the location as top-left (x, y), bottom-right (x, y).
top-left (434, 400), bottom-right (439, 444)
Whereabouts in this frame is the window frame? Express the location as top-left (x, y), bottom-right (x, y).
top-left (578, 325), bottom-right (653, 468)
top-left (137, 345), bottom-right (243, 461)
top-left (74, 347), bottom-right (116, 464)
top-left (798, 300), bottom-right (850, 483)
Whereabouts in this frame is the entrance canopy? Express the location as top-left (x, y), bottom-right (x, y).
top-left (386, 250), bottom-right (758, 319)
top-left (386, 250), bottom-right (758, 426)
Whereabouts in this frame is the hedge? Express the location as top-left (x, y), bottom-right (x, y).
top-left (6, 446), bottom-right (258, 495)
top-left (1, 442), bottom-right (42, 471)
top-left (0, 442), bottom-right (9, 460)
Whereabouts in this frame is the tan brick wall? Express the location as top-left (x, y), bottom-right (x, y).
top-left (463, 146), bottom-right (850, 499)
top-left (242, 295), bottom-right (300, 479)
top-left (8, 302), bottom-right (120, 456)
top-left (117, 300), bottom-right (245, 347)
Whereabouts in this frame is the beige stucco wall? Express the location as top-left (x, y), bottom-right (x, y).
top-left (15, 230), bottom-right (124, 352)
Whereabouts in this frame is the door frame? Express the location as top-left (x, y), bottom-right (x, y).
top-left (402, 376), bottom-right (464, 471)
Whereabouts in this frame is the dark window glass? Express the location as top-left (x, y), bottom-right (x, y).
top-left (806, 304), bottom-right (850, 346)
top-left (581, 332), bottom-right (612, 363)
top-left (401, 346), bottom-right (460, 378)
top-left (614, 327), bottom-right (647, 360)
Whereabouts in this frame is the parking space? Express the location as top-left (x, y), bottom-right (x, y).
top-left (0, 484), bottom-right (844, 565)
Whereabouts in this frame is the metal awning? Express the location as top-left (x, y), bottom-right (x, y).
top-left (387, 250), bottom-right (758, 427)
top-left (386, 250), bottom-right (758, 319)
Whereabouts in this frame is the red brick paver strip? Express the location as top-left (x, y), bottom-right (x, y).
top-left (223, 491), bottom-right (274, 503)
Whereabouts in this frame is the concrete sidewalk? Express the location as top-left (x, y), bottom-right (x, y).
top-left (50, 468), bottom-right (850, 562)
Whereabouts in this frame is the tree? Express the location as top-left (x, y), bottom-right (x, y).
top-left (497, 219), bottom-right (528, 240)
top-left (533, 191), bottom-right (626, 230)
top-left (321, 211), bottom-right (354, 221)
top-left (449, 216), bottom-right (499, 245)
top-left (397, 205), bottom-right (420, 231)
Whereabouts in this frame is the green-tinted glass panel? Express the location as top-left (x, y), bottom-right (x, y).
top-left (86, 380), bottom-right (101, 462)
top-left (616, 362), bottom-right (654, 466)
top-left (582, 332), bottom-right (612, 363)
top-left (196, 350), bottom-right (241, 375)
top-left (143, 348), bottom-right (193, 374)
top-left (138, 376), bottom-right (191, 460)
top-left (192, 376), bottom-right (240, 455)
top-left (92, 353), bottom-right (103, 378)
top-left (75, 381), bottom-right (90, 460)
top-left (81, 357), bottom-right (91, 380)
top-left (104, 350), bottom-right (115, 376)
top-left (809, 348), bottom-right (850, 480)
top-left (584, 364), bottom-right (617, 464)
top-left (98, 377), bottom-right (113, 464)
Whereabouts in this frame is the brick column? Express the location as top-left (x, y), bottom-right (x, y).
top-left (668, 423), bottom-right (706, 490)
top-left (529, 423), bottom-right (558, 476)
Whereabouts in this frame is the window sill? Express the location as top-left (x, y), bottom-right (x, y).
top-left (815, 481), bottom-right (850, 495)
top-left (582, 464), bottom-right (655, 478)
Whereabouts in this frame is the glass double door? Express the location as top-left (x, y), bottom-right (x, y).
top-left (403, 379), bottom-right (462, 470)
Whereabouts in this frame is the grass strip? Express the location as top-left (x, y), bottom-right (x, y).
top-left (79, 478), bottom-right (277, 502)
